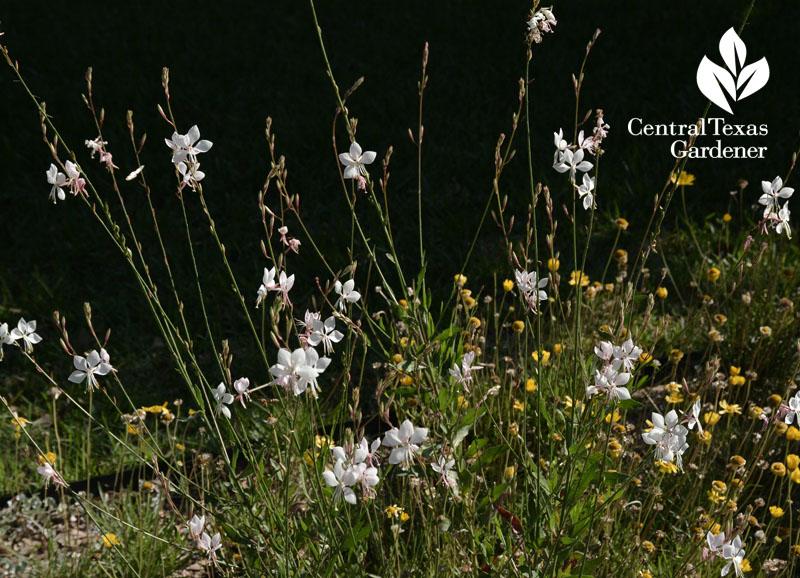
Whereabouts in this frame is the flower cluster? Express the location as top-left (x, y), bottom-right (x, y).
top-left (255, 266), bottom-right (295, 308)
top-left (759, 176), bottom-right (792, 239)
top-left (449, 351), bottom-right (482, 392)
top-left (527, 6), bottom-right (556, 44)
top-left (586, 338), bottom-right (642, 402)
top-left (642, 409), bottom-right (689, 467)
top-left (322, 438), bottom-right (381, 505)
top-left (0, 318), bottom-right (42, 357)
top-left (46, 161), bottom-right (86, 204)
top-left (188, 515), bottom-right (222, 562)
top-left (269, 347), bottom-right (331, 397)
top-left (515, 268), bottom-right (548, 313)
top-left (165, 125), bottom-right (213, 190)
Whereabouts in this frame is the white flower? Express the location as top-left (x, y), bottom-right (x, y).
top-left (553, 129), bottom-right (568, 163)
top-left (322, 459), bottom-right (358, 504)
top-left (785, 391), bottom-right (800, 425)
top-left (527, 7), bottom-right (556, 43)
top-left (0, 322), bottom-right (15, 360)
top-left (382, 419), bottom-right (428, 467)
top-left (197, 531), bottom-right (222, 560)
top-left (233, 377), bottom-right (251, 408)
top-left (642, 410), bottom-right (689, 467)
top-left (213, 383), bottom-right (234, 419)
top-left (577, 174), bottom-right (595, 210)
top-left (686, 399), bottom-right (704, 435)
top-left (68, 350), bottom-right (113, 390)
top-left (775, 203), bottom-right (791, 239)
top-left (587, 367), bottom-right (631, 402)
top-left (10, 318), bottom-right (42, 354)
top-left (256, 267), bottom-right (277, 308)
top-left (85, 137), bottom-right (108, 157)
top-left (431, 456), bottom-right (458, 492)
top-left (706, 530), bottom-right (726, 559)
top-left (277, 271), bottom-right (295, 305)
top-left (758, 176), bottom-right (793, 214)
top-left (46, 164), bottom-right (68, 204)
top-left (165, 125), bottom-right (213, 164)
top-left (339, 142), bottom-right (376, 179)
top-left (449, 351), bottom-right (482, 392)
top-left (177, 160), bottom-right (205, 190)
top-left (125, 165), bottom-right (145, 181)
top-left (37, 461), bottom-right (67, 488)
top-left (355, 436), bottom-right (382, 467)
top-left (612, 338), bottom-right (643, 372)
top-left (554, 148), bottom-right (593, 181)
top-left (515, 269), bottom-right (548, 312)
top-left (307, 316), bottom-right (344, 355)
top-left (334, 279), bottom-right (361, 312)
top-left (188, 514), bottom-right (205, 538)
top-left (269, 347), bottom-right (331, 397)
top-left (64, 161), bottom-right (86, 195)
top-left (721, 535), bottom-right (745, 577)
top-left (594, 341), bottom-right (614, 362)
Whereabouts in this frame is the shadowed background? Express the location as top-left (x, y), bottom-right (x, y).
top-left (1, 0), bottom-right (798, 403)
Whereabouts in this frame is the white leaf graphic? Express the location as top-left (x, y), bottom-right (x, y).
top-left (737, 57), bottom-right (770, 100)
top-left (719, 27), bottom-right (746, 73)
top-left (696, 56), bottom-right (734, 114)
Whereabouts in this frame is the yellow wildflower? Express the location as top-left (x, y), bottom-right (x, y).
top-left (101, 534), bottom-right (121, 548)
top-left (547, 258), bottom-right (560, 271)
top-left (707, 267), bottom-right (721, 281)
top-left (616, 217), bottom-right (629, 230)
top-left (771, 462), bottom-right (787, 476)
top-left (655, 287), bottom-right (668, 299)
top-left (454, 274), bottom-right (467, 287)
top-left (787, 454), bottom-right (799, 471)
top-left (671, 170), bottom-right (695, 186)
top-left (722, 213), bottom-right (732, 223)
top-left (512, 320), bottom-right (525, 333)
top-left (526, 379), bottom-right (537, 392)
top-left (569, 270), bottom-right (590, 287)
top-left (503, 279), bottom-right (514, 292)
top-left (718, 400), bottom-right (742, 415)
top-left (769, 506), bottom-right (785, 518)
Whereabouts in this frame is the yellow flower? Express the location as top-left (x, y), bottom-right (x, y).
top-left (507, 422), bottom-right (519, 436)
top-left (464, 296), bottom-right (476, 308)
top-left (547, 258), bottom-right (560, 271)
top-left (671, 170), bottom-right (696, 186)
top-left (454, 274), bottom-right (467, 287)
top-left (775, 422), bottom-right (789, 436)
top-left (642, 541), bottom-right (655, 553)
top-left (748, 406), bottom-right (763, 419)
top-left (188, 409), bottom-right (198, 416)
top-left (730, 375), bottom-right (746, 387)
top-left (614, 249), bottom-right (628, 264)
top-left (712, 480), bottom-right (727, 493)
top-left (730, 366), bottom-right (741, 376)
top-left (504, 466), bottom-right (516, 479)
top-left (604, 283), bottom-right (614, 293)
top-left (532, 350), bottom-right (551, 364)
top-left (399, 336), bottom-right (409, 348)
top-left (392, 353), bottom-right (403, 364)
top-left (399, 374), bottom-right (414, 387)
top-left (525, 379), bottom-right (537, 393)
top-left (669, 349), bottom-right (684, 363)
top-left (718, 400), bottom-right (742, 415)
top-left (569, 270), bottom-right (590, 287)
top-left (714, 314), bottom-right (728, 326)
top-left (760, 325), bottom-right (772, 337)
top-left (707, 490), bottom-right (725, 504)
top-left (767, 394), bottom-right (783, 407)
top-left (605, 409), bottom-right (622, 424)
top-left (502, 279), bottom-right (514, 292)
top-left (704, 411), bottom-right (721, 426)
top-left (722, 213), bottom-right (732, 223)
top-left (655, 460), bottom-right (678, 474)
top-left (513, 399), bottom-right (525, 412)
top-left (457, 396), bottom-right (469, 410)
top-left (398, 299), bottom-right (409, 309)
top-left (385, 504), bottom-right (405, 519)
top-left (665, 392), bottom-right (684, 404)
top-left (769, 506), bottom-right (785, 518)
top-left (400, 512), bottom-right (410, 522)
top-left (697, 430), bottom-right (712, 444)
top-left (792, 468), bottom-right (800, 484)
top-left (771, 462), bottom-right (787, 476)
top-left (141, 403), bottom-right (168, 414)
top-left (553, 343), bottom-right (564, 355)
top-left (707, 267), bottom-right (721, 282)
top-left (787, 454), bottom-right (799, 472)
top-left (616, 217), bottom-right (629, 230)
top-left (787, 426), bottom-right (800, 441)
top-left (469, 317), bottom-right (481, 329)
top-left (638, 352), bottom-right (653, 364)
top-left (639, 570), bottom-right (653, 578)
top-left (101, 533), bottom-right (121, 548)
top-left (512, 320), bottom-right (525, 334)
top-left (608, 440), bottom-right (623, 458)
top-left (740, 559), bottom-right (752, 573)
top-left (730, 455), bottom-right (746, 467)
top-left (655, 286), bottom-right (668, 299)
top-left (176, 443), bottom-right (186, 451)
top-left (38, 452), bottom-right (57, 465)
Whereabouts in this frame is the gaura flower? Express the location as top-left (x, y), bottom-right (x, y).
top-left (198, 531), bottom-right (222, 560)
top-left (165, 125), bottom-right (213, 164)
top-left (46, 164), bottom-right (68, 203)
top-left (382, 419), bottom-right (428, 467)
top-left (68, 350), bottom-right (113, 390)
top-left (339, 141), bottom-right (376, 179)
top-left (213, 384), bottom-right (234, 419)
top-left (334, 279), bottom-right (361, 312)
top-left (10, 318), bottom-right (42, 354)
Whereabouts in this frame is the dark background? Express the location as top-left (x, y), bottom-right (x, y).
top-left (1, 1), bottom-right (798, 401)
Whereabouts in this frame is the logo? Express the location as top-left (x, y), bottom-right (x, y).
top-left (696, 27), bottom-right (769, 114)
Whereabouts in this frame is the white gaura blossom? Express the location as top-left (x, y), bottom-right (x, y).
top-left (586, 366), bottom-right (631, 402)
top-left (322, 459), bottom-right (359, 504)
top-left (46, 164), bottom-right (68, 204)
top-left (641, 410), bottom-right (689, 467)
top-left (685, 399), bottom-right (704, 435)
top-left (269, 347), bottom-right (331, 397)
top-left (177, 160), bottom-right (205, 190)
top-left (527, 6), bottom-right (556, 43)
top-left (758, 176), bottom-right (793, 215)
top-left (382, 419), bottom-right (428, 467)
top-left (784, 391), bottom-right (800, 425)
top-left (577, 174), bottom-right (595, 210)
top-left (612, 338), bottom-right (643, 372)
top-left (431, 456), bottom-right (458, 493)
top-left (554, 148), bottom-right (593, 181)
top-left (774, 203), bottom-right (792, 239)
top-left (334, 279), bottom-right (361, 312)
top-left (0, 322), bottom-right (15, 360)
top-left (10, 318), bottom-right (42, 354)
top-left (515, 269), bottom-right (548, 313)
top-left (307, 316), bottom-right (344, 354)
top-left (255, 267), bottom-right (294, 308)
top-left (37, 461), bottom-right (66, 488)
top-left (338, 142), bottom-right (376, 179)
top-left (721, 535), bottom-right (745, 578)
top-left (125, 165), bottom-right (145, 181)
top-left (188, 514), bottom-right (205, 538)
top-left (68, 350), bottom-right (113, 390)
top-left (197, 531), bottom-right (222, 560)
top-left (587, 337), bottom-right (643, 402)
top-left (213, 384), bottom-right (234, 419)
top-left (449, 350), bottom-right (482, 392)
top-left (553, 129), bottom-right (568, 163)
top-left (233, 377), bottom-right (251, 408)
top-left (705, 530), bottom-right (726, 560)
top-left (165, 125), bottom-right (213, 164)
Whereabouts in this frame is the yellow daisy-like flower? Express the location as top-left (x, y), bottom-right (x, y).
top-left (463, 296), bottom-right (476, 308)
top-left (454, 274), bottom-right (467, 287)
top-left (771, 462), bottom-right (787, 476)
top-left (665, 392), bottom-right (684, 404)
top-left (504, 465), bottom-right (516, 479)
top-left (769, 506), bottom-right (785, 518)
top-left (730, 375), bottom-right (746, 387)
top-left (697, 430), bottom-right (712, 444)
top-left (714, 314), bottom-right (728, 326)
top-left (399, 373), bottom-right (414, 387)
top-left (38, 452), bottom-right (57, 465)
top-left (101, 533), bottom-right (121, 548)
top-left (718, 400), bottom-right (741, 415)
top-left (759, 325), bottom-right (772, 337)
top-left (614, 249), bottom-right (628, 264)
top-left (569, 270), bottom-right (590, 287)
top-left (616, 217), bottom-right (629, 230)
top-left (703, 411), bottom-right (721, 426)
top-left (502, 279), bottom-right (514, 292)
top-left (792, 468), bottom-right (800, 484)
top-left (707, 267), bottom-right (721, 282)
top-left (469, 317), bottom-right (481, 329)
top-left (141, 403), bottom-right (168, 414)
top-left (553, 343), bottom-right (564, 355)
top-left (730, 455), bottom-right (746, 467)
top-left (392, 353), bottom-right (403, 364)
top-left (398, 299), bottom-right (409, 309)
top-left (608, 440), bottom-right (623, 458)
top-left (722, 213), bottom-right (732, 223)
top-left (787, 426), bottom-right (800, 441)
top-left (457, 396), bottom-right (469, 410)
top-left (511, 320), bottom-right (525, 334)
top-left (787, 454), bottom-right (799, 472)
top-left (707, 490), bottom-right (725, 504)
top-left (642, 541), bottom-right (655, 553)
top-left (605, 408), bottom-right (622, 424)
top-left (385, 504), bottom-right (405, 519)
top-left (669, 349), bottom-right (684, 363)
top-left (671, 170), bottom-right (696, 186)
top-left (655, 286), bottom-right (668, 299)
top-left (655, 460), bottom-right (678, 474)
top-left (532, 350), bottom-right (551, 364)
top-left (525, 379), bottom-right (537, 393)
top-left (513, 399), bottom-right (525, 412)
top-left (638, 352), bottom-right (653, 364)
top-left (547, 258), bottom-right (560, 271)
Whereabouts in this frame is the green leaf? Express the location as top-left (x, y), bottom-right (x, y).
top-left (617, 398), bottom-right (643, 410)
top-left (341, 524), bottom-right (370, 551)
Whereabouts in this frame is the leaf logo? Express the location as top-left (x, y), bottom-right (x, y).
top-left (696, 28), bottom-right (769, 114)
